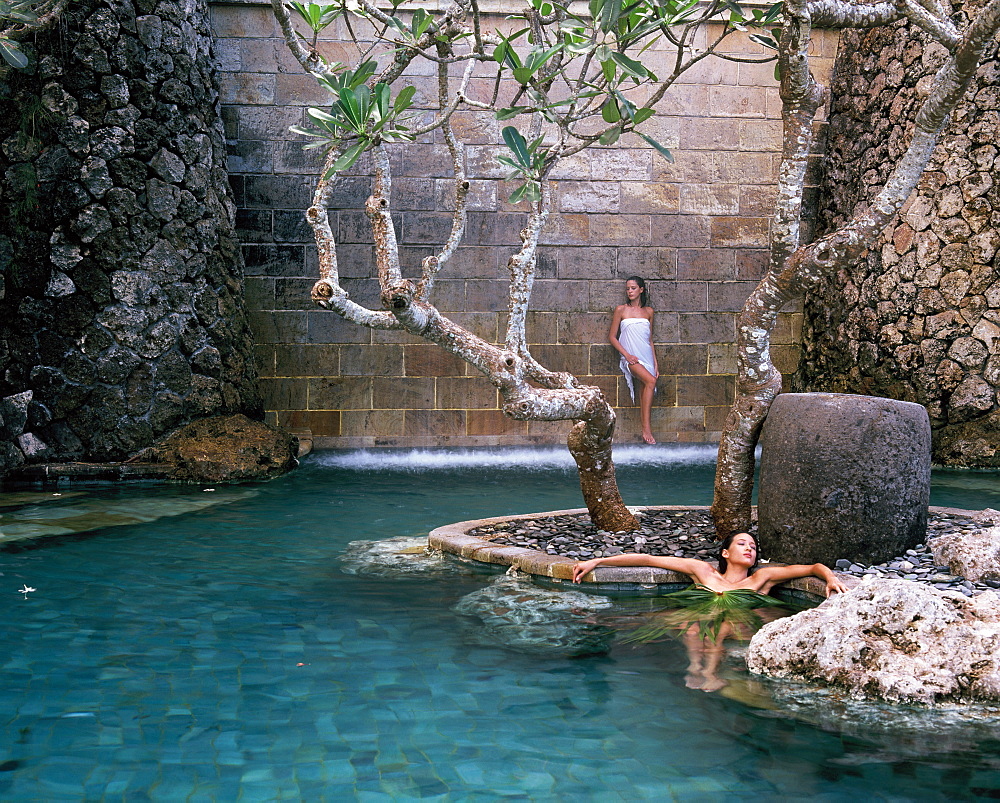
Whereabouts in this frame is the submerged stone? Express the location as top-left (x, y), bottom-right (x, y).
top-left (453, 570), bottom-right (615, 657)
top-left (340, 536), bottom-right (476, 578)
top-left (0, 488), bottom-right (256, 544)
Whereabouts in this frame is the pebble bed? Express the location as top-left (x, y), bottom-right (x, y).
top-left (474, 508), bottom-right (999, 597)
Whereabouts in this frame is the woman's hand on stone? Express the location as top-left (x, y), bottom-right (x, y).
top-left (572, 559), bottom-right (600, 583)
top-left (826, 577), bottom-right (850, 596)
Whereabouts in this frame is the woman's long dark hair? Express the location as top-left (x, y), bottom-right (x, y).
top-left (717, 532), bottom-right (758, 573)
top-left (625, 275), bottom-right (649, 308)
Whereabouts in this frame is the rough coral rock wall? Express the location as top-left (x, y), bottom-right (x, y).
top-left (0, 0), bottom-right (261, 468)
top-left (796, 12), bottom-right (1000, 466)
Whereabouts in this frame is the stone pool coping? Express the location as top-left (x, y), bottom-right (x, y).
top-left (429, 504), bottom-right (983, 600)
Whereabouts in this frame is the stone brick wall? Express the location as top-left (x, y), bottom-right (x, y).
top-left (212, 2), bottom-right (839, 447)
top-left (797, 13), bottom-right (1000, 467)
top-left (0, 0), bottom-right (261, 470)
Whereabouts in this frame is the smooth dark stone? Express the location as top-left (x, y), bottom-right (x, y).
top-left (758, 393), bottom-right (931, 566)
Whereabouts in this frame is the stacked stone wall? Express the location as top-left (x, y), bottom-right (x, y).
top-left (0, 0), bottom-right (262, 469)
top-left (213, 2), bottom-right (838, 447)
top-left (798, 12), bottom-right (1000, 466)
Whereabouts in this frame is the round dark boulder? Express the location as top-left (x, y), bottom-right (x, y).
top-left (757, 393), bottom-right (931, 566)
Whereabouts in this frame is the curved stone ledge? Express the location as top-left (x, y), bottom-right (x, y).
top-left (429, 505), bottom-right (984, 600)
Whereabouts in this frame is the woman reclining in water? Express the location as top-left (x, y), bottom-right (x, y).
top-left (572, 532), bottom-right (850, 691)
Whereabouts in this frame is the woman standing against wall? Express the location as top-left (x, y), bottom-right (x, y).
top-left (609, 276), bottom-right (658, 444)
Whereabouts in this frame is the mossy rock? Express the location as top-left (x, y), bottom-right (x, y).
top-left (142, 414), bottom-right (298, 484)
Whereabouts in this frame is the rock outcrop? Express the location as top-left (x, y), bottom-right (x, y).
top-left (930, 509), bottom-right (1000, 583)
top-left (746, 579), bottom-right (1000, 704)
top-left (137, 414), bottom-right (296, 483)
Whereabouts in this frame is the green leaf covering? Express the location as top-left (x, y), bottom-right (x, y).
top-left (619, 585), bottom-right (788, 645)
top-left (632, 107), bottom-right (655, 124)
top-left (601, 58), bottom-right (616, 84)
top-left (496, 106), bottom-right (531, 120)
top-left (501, 126), bottom-right (532, 169)
top-left (599, 126), bottom-right (621, 145)
top-left (610, 50), bottom-right (648, 80)
top-left (324, 142), bottom-right (366, 178)
top-left (393, 85), bottom-right (416, 114)
top-left (601, 99), bottom-right (621, 123)
top-left (508, 183), bottom-right (529, 204)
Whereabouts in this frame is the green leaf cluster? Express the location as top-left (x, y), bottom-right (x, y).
top-left (491, 0), bottom-right (749, 167)
top-left (385, 6), bottom-right (435, 42)
top-left (498, 126), bottom-right (547, 204)
top-left (289, 0), bottom-right (342, 36)
top-left (291, 61), bottom-right (417, 176)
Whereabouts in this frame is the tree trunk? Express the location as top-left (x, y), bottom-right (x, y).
top-left (567, 411), bottom-right (637, 532)
top-left (712, 0), bottom-right (1000, 538)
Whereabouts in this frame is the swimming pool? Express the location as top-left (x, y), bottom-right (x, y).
top-left (2, 446), bottom-right (999, 799)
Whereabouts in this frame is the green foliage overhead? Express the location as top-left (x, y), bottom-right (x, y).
top-left (283, 0), bottom-right (782, 191)
top-left (291, 60), bottom-right (416, 176)
top-left (498, 126), bottom-right (547, 204)
top-left (289, 0), bottom-right (342, 36)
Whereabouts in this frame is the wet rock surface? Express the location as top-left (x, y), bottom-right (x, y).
top-left (453, 570), bottom-right (615, 657)
top-left (475, 508), bottom-right (1000, 596)
top-left (747, 578), bottom-right (1000, 705)
top-left (136, 414), bottom-right (297, 483)
top-left (341, 535), bottom-right (493, 578)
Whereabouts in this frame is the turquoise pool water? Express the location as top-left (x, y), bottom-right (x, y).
top-left (2, 445), bottom-right (999, 800)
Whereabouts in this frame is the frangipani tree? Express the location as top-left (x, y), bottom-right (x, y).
top-left (711, 0), bottom-right (1000, 537)
top-left (270, 0), bottom-right (779, 531)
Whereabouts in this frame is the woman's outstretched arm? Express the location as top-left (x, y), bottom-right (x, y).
top-left (572, 553), bottom-right (711, 584)
top-left (755, 563), bottom-right (850, 597)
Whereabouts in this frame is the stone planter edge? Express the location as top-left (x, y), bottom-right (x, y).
top-left (429, 505), bottom-right (983, 600)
